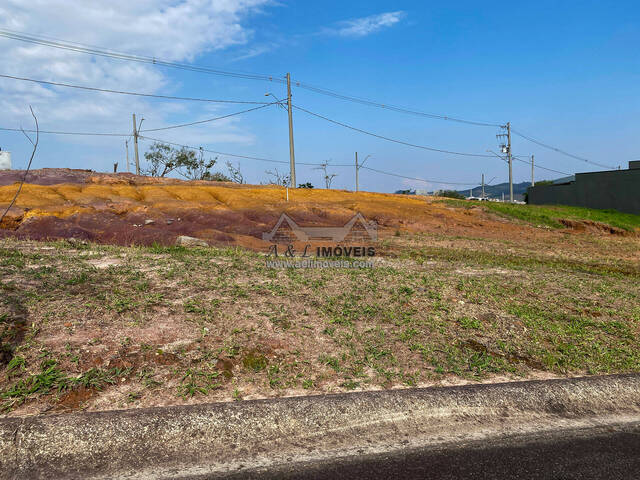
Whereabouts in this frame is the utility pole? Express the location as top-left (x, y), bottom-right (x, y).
top-left (125, 140), bottom-right (130, 173)
top-left (497, 122), bottom-right (514, 202)
top-left (531, 154), bottom-right (535, 187)
top-left (355, 152), bottom-right (359, 192)
top-left (132, 113), bottom-right (140, 175)
top-left (507, 122), bottom-right (513, 202)
top-left (481, 174), bottom-right (485, 199)
top-left (286, 73), bottom-right (296, 188)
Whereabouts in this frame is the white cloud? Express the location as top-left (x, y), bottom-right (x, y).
top-left (325, 11), bottom-right (406, 38)
top-left (0, 0), bottom-right (273, 166)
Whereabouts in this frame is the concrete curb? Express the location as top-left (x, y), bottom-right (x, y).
top-left (1, 374), bottom-right (640, 479)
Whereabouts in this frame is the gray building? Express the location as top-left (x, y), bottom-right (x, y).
top-left (528, 161), bottom-right (640, 215)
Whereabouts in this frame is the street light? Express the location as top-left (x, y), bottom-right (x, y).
top-left (265, 93), bottom-right (286, 109)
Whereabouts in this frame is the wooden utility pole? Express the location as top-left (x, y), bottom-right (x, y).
top-left (482, 173), bottom-right (485, 199)
top-left (531, 154), bottom-right (535, 186)
top-left (355, 152), bottom-right (359, 192)
top-left (286, 73), bottom-right (296, 188)
top-left (132, 113), bottom-right (140, 175)
top-left (507, 122), bottom-right (513, 203)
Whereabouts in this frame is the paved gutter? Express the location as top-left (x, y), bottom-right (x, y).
top-left (1, 374), bottom-right (640, 479)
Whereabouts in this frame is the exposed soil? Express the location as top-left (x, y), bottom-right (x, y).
top-left (2, 168), bottom-right (628, 251)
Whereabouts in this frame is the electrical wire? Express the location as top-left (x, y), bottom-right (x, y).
top-left (512, 156), bottom-right (570, 176)
top-left (138, 136), bottom-right (478, 186)
top-left (511, 128), bottom-right (616, 170)
top-left (0, 29), bottom-right (286, 84)
top-left (292, 105), bottom-right (495, 158)
top-left (138, 135), bottom-right (290, 165)
top-left (0, 104), bottom-right (277, 137)
top-left (292, 81), bottom-right (501, 127)
top-left (0, 107), bottom-right (38, 224)
top-left (0, 127), bottom-right (128, 136)
top-left (0, 73), bottom-right (273, 105)
top-left (359, 166), bottom-right (478, 186)
top-left (139, 103), bottom-right (276, 133)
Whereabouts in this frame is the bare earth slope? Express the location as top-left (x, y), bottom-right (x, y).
top-left (0, 168), bottom-right (582, 248)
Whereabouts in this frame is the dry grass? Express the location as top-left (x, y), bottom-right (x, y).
top-left (1, 225), bottom-right (638, 416)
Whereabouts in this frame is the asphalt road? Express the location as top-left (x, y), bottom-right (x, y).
top-left (219, 423), bottom-right (640, 480)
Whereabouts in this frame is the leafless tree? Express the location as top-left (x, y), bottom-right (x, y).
top-left (264, 168), bottom-right (290, 187)
top-left (0, 106), bottom-right (39, 224)
top-left (314, 161), bottom-right (337, 189)
top-left (226, 161), bottom-right (245, 184)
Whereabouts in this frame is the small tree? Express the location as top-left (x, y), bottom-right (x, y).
top-left (314, 161), bottom-right (337, 189)
top-left (143, 142), bottom-right (180, 177)
top-left (264, 168), bottom-right (290, 187)
top-left (226, 161), bottom-right (244, 184)
top-left (298, 182), bottom-right (314, 188)
top-left (179, 147), bottom-right (219, 181)
top-left (143, 142), bottom-right (224, 180)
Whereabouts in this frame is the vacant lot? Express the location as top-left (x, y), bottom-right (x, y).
top-left (1, 214), bottom-right (638, 415)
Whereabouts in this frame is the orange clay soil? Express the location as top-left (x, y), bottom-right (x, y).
top-left (0, 168), bottom-right (615, 249)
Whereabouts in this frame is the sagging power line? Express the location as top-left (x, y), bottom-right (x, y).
top-left (0, 29), bottom-right (285, 84)
top-left (292, 104), bottom-right (495, 158)
top-left (510, 127), bottom-right (617, 170)
top-left (0, 103), bottom-right (276, 138)
top-left (0, 73), bottom-right (273, 105)
top-left (292, 80), bottom-right (501, 128)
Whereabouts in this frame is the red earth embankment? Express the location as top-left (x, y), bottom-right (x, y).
top-left (0, 168), bottom-right (589, 248)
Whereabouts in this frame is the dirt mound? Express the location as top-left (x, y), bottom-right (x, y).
top-left (559, 218), bottom-right (629, 236)
top-left (0, 168), bottom-right (611, 249)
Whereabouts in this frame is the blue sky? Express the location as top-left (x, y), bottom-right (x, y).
top-left (0, 0), bottom-right (638, 192)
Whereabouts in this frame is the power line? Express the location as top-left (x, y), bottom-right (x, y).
top-left (359, 166), bottom-right (478, 186)
top-left (138, 136), bottom-right (476, 186)
top-left (140, 135), bottom-right (348, 167)
top-left (512, 156), bottom-right (569, 176)
top-left (138, 135), bottom-right (290, 165)
top-left (0, 104), bottom-right (276, 137)
top-left (0, 29), bottom-right (286, 84)
top-left (0, 73), bottom-right (273, 105)
top-left (292, 81), bottom-right (501, 128)
top-left (510, 128), bottom-right (616, 170)
top-left (292, 104), bottom-right (495, 158)
top-left (0, 126), bottom-right (128, 136)
top-left (139, 103), bottom-right (276, 133)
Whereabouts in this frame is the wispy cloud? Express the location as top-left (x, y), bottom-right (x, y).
top-left (234, 42), bottom-right (280, 61)
top-left (325, 11), bottom-right (406, 38)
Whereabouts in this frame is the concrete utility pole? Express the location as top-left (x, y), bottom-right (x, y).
top-left (507, 122), bottom-right (513, 202)
top-left (132, 113), bottom-right (140, 175)
top-left (286, 73), bottom-right (296, 188)
top-left (531, 154), bottom-right (535, 187)
top-left (482, 174), bottom-right (485, 199)
top-left (355, 152), bottom-right (359, 192)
